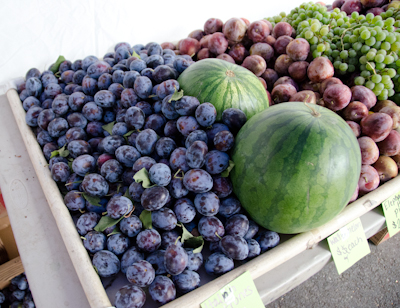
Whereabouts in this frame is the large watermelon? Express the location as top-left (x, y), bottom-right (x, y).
top-left (177, 58), bottom-right (269, 120)
top-left (230, 102), bottom-right (361, 234)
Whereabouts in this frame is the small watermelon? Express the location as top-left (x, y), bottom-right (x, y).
top-left (177, 58), bottom-right (269, 120)
top-left (230, 102), bottom-right (361, 234)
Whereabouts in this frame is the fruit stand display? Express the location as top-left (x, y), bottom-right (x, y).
top-left (2, 0), bottom-right (400, 307)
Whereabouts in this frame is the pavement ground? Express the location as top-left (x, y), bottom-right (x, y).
top-left (266, 231), bottom-right (400, 308)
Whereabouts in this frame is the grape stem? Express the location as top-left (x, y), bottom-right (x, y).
top-left (366, 61), bottom-right (378, 76)
top-left (340, 24), bottom-right (361, 51)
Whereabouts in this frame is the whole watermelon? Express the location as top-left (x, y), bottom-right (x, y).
top-left (177, 58), bottom-right (269, 121)
top-left (230, 102), bottom-right (361, 234)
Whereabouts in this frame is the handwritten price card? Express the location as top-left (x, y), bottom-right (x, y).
top-left (382, 191), bottom-right (400, 237)
top-left (327, 218), bottom-right (370, 275)
top-left (201, 271), bottom-right (264, 308)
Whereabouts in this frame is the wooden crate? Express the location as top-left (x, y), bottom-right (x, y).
top-left (0, 215), bottom-right (24, 290)
top-left (6, 88), bottom-right (400, 308)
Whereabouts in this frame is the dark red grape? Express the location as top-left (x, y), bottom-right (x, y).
top-left (307, 57), bottom-right (334, 83)
top-left (241, 55), bottom-right (267, 77)
top-left (323, 84), bottom-right (352, 111)
top-left (223, 18), bottom-right (248, 44)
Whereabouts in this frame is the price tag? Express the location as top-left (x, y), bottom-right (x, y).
top-left (327, 218), bottom-right (370, 275)
top-left (381, 191), bottom-right (400, 237)
top-left (201, 271), bottom-right (264, 308)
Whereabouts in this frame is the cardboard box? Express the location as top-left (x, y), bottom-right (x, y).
top-left (369, 227), bottom-right (391, 246)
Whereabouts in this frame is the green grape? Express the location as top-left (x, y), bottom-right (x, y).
top-left (310, 36), bottom-right (318, 45)
top-left (348, 65), bottom-right (356, 73)
top-left (374, 83), bottom-right (384, 92)
top-left (374, 54), bottom-right (385, 63)
top-left (311, 23), bottom-right (321, 32)
top-left (359, 55), bottom-right (367, 65)
top-left (340, 50), bottom-right (349, 60)
top-left (366, 62), bottom-right (376, 71)
top-left (366, 51), bottom-right (376, 61)
top-left (324, 49), bottom-right (332, 56)
top-left (377, 49), bottom-right (387, 56)
top-left (373, 41), bottom-right (382, 50)
top-left (388, 89), bottom-right (395, 97)
top-left (355, 76), bottom-right (365, 85)
top-left (366, 13), bottom-right (374, 22)
top-left (349, 35), bottom-right (358, 44)
top-left (385, 18), bottom-right (395, 26)
top-left (391, 42), bottom-right (400, 52)
top-left (385, 9), bottom-right (394, 18)
top-left (373, 15), bottom-right (382, 23)
top-left (361, 45), bottom-right (371, 54)
top-left (373, 88), bottom-right (382, 96)
top-left (339, 63), bottom-right (348, 72)
top-left (360, 70), bottom-right (371, 78)
top-left (384, 55), bottom-right (394, 65)
top-left (349, 49), bottom-right (357, 58)
top-left (317, 44), bottom-right (325, 52)
top-left (320, 26), bottom-right (329, 36)
top-left (382, 75), bottom-right (392, 85)
top-left (332, 50), bottom-right (340, 58)
top-left (381, 41), bottom-right (391, 51)
top-left (378, 89), bottom-right (388, 101)
top-left (305, 30), bottom-right (314, 40)
top-left (343, 42), bottom-right (351, 50)
top-left (388, 68), bottom-right (396, 78)
top-left (360, 64), bottom-right (367, 71)
top-left (351, 11), bottom-right (359, 19)
top-left (365, 37), bottom-right (376, 46)
top-left (375, 20), bottom-right (384, 28)
top-left (352, 42), bottom-right (362, 51)
top-left (376, 63), bottom-right (386, 70)
top-left (384, 82), bottom-right (393, 89)
top-left (395, 20), bottom-right (400, 28)
top-left (371, 74), bottom-right (382, 83)
top-left (387, 25), bottom-right (395, 33)
top-left (313, 50), bottom-right (322, 58)
top-left (365, 80), bottom-right (375, 89)
top-left (376, 31), bottom-right (386, 42)
top-left (386, 34), bottom-right (396, 44)
top-left (333, 60), bottom-right (342, 69)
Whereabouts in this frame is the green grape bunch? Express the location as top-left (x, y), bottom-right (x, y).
top-left (266, 2), bottom-right (400, 101)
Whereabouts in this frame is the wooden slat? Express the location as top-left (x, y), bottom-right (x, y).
top-left (0, 256), bottom-right (24, 290)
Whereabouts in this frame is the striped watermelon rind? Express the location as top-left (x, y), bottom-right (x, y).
top-left (230, 102), bottom-right (361, 234)
top-left (177, 58), bottom-right (269, 121)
